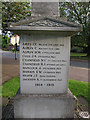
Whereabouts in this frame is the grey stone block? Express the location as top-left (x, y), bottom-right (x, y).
top-left (31, 2), bottom-right (60, 17)
top-left (14, 90), bottom-right (75, 118)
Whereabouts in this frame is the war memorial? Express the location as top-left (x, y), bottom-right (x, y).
top-left (8, 0), bottom-right (82, 118)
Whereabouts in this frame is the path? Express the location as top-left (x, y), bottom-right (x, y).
top-left (70, 67), bottom-right (88, 82)
top-left (2, 57), bottom-right (19, 84)
top-left (0, 51), bottom-right (19, 84)
top-left (70, 60), bottom-right (89, 82)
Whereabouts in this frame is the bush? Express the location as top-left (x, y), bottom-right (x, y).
top-left (71, 46), bottom-right (84, 53)
top-left (2, 43), bottom-right (8, 48)
top-left (8, 43), bottom-right (13, 46)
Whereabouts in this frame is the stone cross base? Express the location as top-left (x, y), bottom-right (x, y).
top-left (31, 2), bottom-right (59, 17)
top-left (14, 89), bottom-right (75, 118)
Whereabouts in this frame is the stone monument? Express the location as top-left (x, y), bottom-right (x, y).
top-left (8, 0), bottom-right (82, 118)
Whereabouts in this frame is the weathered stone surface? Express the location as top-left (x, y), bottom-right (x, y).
top-left (31, 2), bottom-right (59, 17)
top-left (20, 34), bottom-right (70, 94)
top-left (8, 17), bottom-right (82, 35)
top-left (9, 17), bottom-right (81, 27)
top-left (28, 18), bottom-right (65, 27)
top-left (14, 89), bottom-right (75, 118)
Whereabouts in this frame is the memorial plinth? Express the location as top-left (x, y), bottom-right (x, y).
top-left (14, 90), bottom-right (75, 118)
top-left (8, 1), bottom-right (82, 119)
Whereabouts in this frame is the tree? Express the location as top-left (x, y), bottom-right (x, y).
top-left (2, 2), bottom-right (31, 47)
top-left (60, 2), bottom-right (90, 55)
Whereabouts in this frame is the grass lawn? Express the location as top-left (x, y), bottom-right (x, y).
top-left (69, 79), bottom-right (90, 103)
top-left (0, 77), bottom-right (89, 103)
top-left (0, 76), bottom-right (20, 97)
top-left (70, 52), bottom-right (88, 60)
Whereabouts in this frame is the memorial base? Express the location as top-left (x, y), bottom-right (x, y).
top-left (14, 90), bottom-right (75, 118)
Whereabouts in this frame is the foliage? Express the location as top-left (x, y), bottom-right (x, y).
top-left (70, 52), bottom-right (87, 57)
top-left (60, 2), bottom-right (89, 55)
top-left (71, 46), bottom-right (84, 53)
top-left (70, 52), bottom-right (88, 60)
top-left (8, 43), bottom-right (13, 46)
top-left (2, 36), bottom-right (10, 48)
top-left (2, 2), bottom-right (31, 47)
top-left (2, 2), bottom-right (31, 31)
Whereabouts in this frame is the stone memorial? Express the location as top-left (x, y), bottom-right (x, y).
top-left (8, 0), bottom-right (82, 118)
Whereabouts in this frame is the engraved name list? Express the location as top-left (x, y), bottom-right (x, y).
top-left (20, 36), bottom-right (70, 94)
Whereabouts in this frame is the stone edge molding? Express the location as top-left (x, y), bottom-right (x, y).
top-left (8, 16), bottom-right (82, 32)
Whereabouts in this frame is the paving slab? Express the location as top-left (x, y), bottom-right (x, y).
top-left (69, 66), bottom-right (88, 82)
top-left (2, 57), bottom-right (19, 84)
